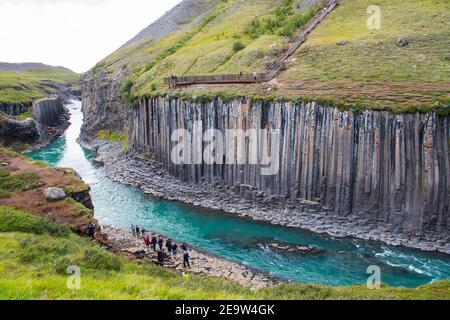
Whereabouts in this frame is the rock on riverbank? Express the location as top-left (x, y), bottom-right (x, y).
top-left (101, 225), bottom-right (277, 289)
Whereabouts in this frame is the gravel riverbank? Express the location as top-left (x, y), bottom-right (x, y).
top-left (101, 225), bottom-right (277, 289)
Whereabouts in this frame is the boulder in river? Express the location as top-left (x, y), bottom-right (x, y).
top-left (268, 242), bottom-right (324, 255)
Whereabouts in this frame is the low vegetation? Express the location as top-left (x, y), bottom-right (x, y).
top-left (96, 130), bottom-right (129, 151)
top-left (281, 0), bottom-right (450, 83)
top-left (0, 168), bottom-right (41, 193)
top-left (0, 206), bottom-right (449, 300)
top-left (244, 0), bottom-right (316, 38)
top-left (0, 64), bottom-right (79, 105)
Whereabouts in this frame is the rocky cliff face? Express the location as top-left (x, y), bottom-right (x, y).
top-left (32, 97), bottom-right (66, 127)
top-left (129, 97), bottom-right (450, 234)
top-left (80, 68), bottom-right (128, 141)
top-left (0, 103), bottom-right (27, 116)
top-left (0, 115), bottom-right (39, 146)
top-left (80, 0), bottom-right (221, 142)
top-left (0, 97), bottom-right (70, 148)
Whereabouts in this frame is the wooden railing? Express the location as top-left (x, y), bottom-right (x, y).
top-left (164, 73), bottom-right (267, 87)
top-left (165, 0), bottom-right (338, 88)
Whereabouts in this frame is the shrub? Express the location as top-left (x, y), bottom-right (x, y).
top-left (54, 257), bottom-right (73, 275)
top-left (121, 79), bottom-right (137, 107)
top-left (244, 1), bottom-right (315, 39)
top-left (0, 168), bottom-right (9, 178)
top-left (0, 206), bottom-right (70, 237)
top-left (233, 41), bottom-right (246, 52)
top-left (0, 172), bottom-right (41, 192)
top-left (81, 248), bottom-right (123, 272)
top-left (0, 189), bottom-right (11, 199)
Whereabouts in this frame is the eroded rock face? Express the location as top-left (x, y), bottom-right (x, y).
top-left (80, 67), bottom-right (127, 141)
top-left (0, 115), bottom-right (39, 146)
top-left (32, 97), bottom-right (67, 128)
top-left (128, 97), bottom-right (450, 235)
top-left (0, 103), bottom-right (27, 116)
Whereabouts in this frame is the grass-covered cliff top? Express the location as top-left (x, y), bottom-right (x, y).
top-left (92, 0), bottom-right (449, 113)
top-left (0, 147), bottom-right (93, 231)
top-left (0, 63), bottom-right (79, 105)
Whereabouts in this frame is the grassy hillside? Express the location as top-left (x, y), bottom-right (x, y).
top-left (91, 0), bottom-right (449, 112)
top-left (281, 0), bottom-right (449, 83)
top-left (94, 0), bottom-right (323, 92)
top-left (1, 205), bottom-right (449, 300)
top-left (0, 63), bottom-right (79, 105)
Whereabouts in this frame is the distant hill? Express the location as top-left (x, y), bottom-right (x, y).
top-left (0, 62), bottom-right (75, 74)
top-left (0, 62), bottom-right (79, 105)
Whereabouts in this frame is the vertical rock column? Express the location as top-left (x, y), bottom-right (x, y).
top-left (129, 97), bottom-right (450, 234)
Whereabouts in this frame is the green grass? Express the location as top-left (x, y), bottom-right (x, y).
top-left (0, 189), bottom-right (11, 199)
top-left (0, 205), bottom-right (449, 300)
top-left (0, 67), bottom-right (79, 105)
top-left (0, 169), bottom-right (41, 192)
top-left (65, 197), bottom-right (94, 220)
top-left (96, 130), bottom-right (129, 151)
top-left (281, 0), bottom-right (450, 83)
top-left (134, 0), bottom-right (299, 93)
top-left (91, 0), bottom-right (311, 98)
top-left (15, 111), bottom-right (32, 121)
top-left (0, 206), bottom-right (70, 237)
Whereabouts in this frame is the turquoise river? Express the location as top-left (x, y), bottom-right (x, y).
top-left (27, 100), bottom-right (450, 288)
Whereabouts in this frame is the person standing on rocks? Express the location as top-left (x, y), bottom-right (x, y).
top-left (166, 238), bottom-right (173, 256)
top-left (130, 224), bottom-right (136, 237)
top-left (141, 227), bottom-right (146, 236)
top-left (183, 249), bottom-right (191, 269)
top-left (157, 250), bottom-right (165, 266)
top-left (144, 235), bottom-right (150, 250)
top-left (151, 234), bottom-right (157, 251)
top-left (136, 225), bottom-right (141, 238)
top-left (158, 236), bottom-right (164, 251)
top-left (172, 243), bottom-right (178, 257)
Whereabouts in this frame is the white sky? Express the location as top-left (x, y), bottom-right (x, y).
top-left (0, 0), bottom-right (181, 73)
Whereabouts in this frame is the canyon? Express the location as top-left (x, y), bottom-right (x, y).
top-left (80, 87), bottom-right (450, 254)
top-left (0, 97), bottom-right (70, 149)
top-left (78, 0), bottom-right (450, 255)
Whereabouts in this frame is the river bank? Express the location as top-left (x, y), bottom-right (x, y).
top-left (101, 225), bottom-right (277, 289)
top-left (94, 149), bottom-right (450, 256)
top-left (31, 101), bottom-right (450, 288)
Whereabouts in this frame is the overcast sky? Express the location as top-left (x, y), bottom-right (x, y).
top-left (0, 0), bottom-right (181, 73)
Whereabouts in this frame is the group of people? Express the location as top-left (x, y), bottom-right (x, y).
top-left (130, 224), bottom-right (190, 269)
